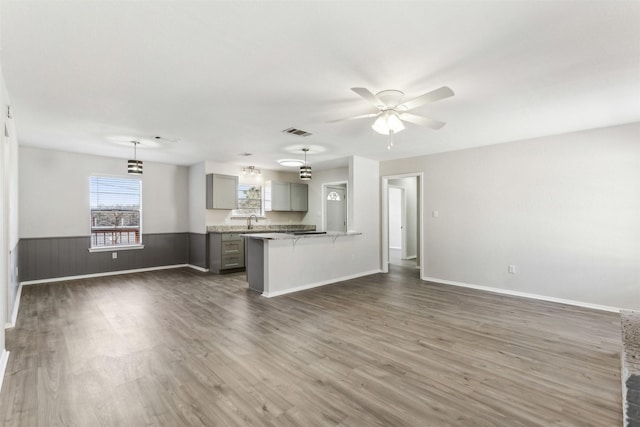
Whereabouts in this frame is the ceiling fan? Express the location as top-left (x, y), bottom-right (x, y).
top-left (330, 86), bottom-right (454, 148)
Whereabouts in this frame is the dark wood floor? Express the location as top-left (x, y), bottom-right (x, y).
top-left (0, 266), bottom-right (622, 426)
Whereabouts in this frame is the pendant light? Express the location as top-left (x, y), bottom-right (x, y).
top-left (127, 141), bottom-right (143, 175)
top-left (299, 148), bottom-right (311, 181)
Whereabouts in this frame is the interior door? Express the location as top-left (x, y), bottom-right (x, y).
top-left (325, 186), bottom-right (346, 232)
top-left (388, 186), bottom-right (404, 254)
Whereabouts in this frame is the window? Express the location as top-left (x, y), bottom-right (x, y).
top-left (90, 176), bottom-right (142, 248)
top-left (232, 183), bottom-right (263, 217)
top-left (327, 191), bottom-right (341, 201)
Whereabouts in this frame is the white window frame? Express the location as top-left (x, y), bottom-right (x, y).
top-left (88, 175), bottom-right (144, 252)
top-left (231, 183), bottom-right (265, 218)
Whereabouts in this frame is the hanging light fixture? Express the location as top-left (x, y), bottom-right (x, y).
top-left (371, 110), bottom-right (405, 135)
top-left (127, 141), bottom-right (143, 175)
top-left (299, 148), bottom-right (311, 181)
top-left (371, 110), bottom-right (405, 150)
top-left (242, 166), bottom-right (261, 176)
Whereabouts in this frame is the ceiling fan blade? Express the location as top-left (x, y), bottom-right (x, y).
top-left (399, 113), bottom-right (446, 130)
top-left (399, 86), bottom-right (454, 111)
top-left (351, 87), bottom-right (387, 109)
top-left (327, 112), bottom-right (380, 123)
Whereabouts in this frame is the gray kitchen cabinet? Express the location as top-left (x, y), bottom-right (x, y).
top-left (206, 173), bottom-right (238, 210)
top-left (265, 181), bottom-right (308, 212)
top-left (290, 183), bottom-right (308, 212)
top-left (265, 181), bottom-right (291, 211)
top-left (209, 233), bottom-right (245, 273)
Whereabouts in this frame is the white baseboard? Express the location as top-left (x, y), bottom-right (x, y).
top-left (186, 264), bottom-right (209, 273)
top-left (422, 276), bottom-right (621, 313)
top-left (5, 283), bottom-right (23, 329)
top-left (263, 269), bottom-right (382, 298)
top-left (20, 264), bottom-right (191, 286)
top-left (0, 350), bottom-right (9, 392)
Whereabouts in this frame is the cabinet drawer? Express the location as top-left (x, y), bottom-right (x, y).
top-left (222, 233), bottom-right (242, 241)
top-left (221, 253), bottom-right (244, 269)
top-left (222, 241), bottom-right (242, 254)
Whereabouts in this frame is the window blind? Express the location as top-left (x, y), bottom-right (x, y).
top-left (90, 176), bottom-right (141, 209)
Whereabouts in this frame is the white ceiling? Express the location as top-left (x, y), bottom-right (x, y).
top-left (2, 1), bottom-right (639, 170)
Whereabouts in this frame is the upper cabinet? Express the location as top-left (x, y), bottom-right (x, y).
top-left (290, 183), bottom-right (308, 212)
top-left (265, 181), bottom-right (308, 212)
top-left (266, 181), bottom-right (291, 211)
top-left (206, 173), bottom-right (238, 210)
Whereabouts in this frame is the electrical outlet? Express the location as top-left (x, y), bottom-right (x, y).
top-left (112, 252), bottom-right (118, 259)
top-left (432, 210), bottom-right (439, 218)
top-left (508, 265), bottom-right (516, 274)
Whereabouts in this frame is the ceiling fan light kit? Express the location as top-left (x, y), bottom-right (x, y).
top-left (331, 85), bottom-right (454, 149)
top-left (372, 110), bottom-right (405, 135)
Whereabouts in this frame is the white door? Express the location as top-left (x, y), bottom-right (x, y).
top-left (388, 186), bottom-right (404, 253)
top-left (325, 186), bottom-right (346, 232)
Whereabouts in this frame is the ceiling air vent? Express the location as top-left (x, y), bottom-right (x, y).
top-left (282, 127), bottom-right (312, 137)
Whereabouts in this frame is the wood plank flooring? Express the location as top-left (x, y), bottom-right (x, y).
top-left (0, 266), bottom-right (622, 426)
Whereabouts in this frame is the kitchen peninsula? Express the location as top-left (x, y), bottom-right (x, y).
top-left (207, 224), bottom-right (315, 274)
top-left (242, 231), bottom-right (363, 297)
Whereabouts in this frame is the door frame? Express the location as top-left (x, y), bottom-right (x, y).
top-left (381, 173), bottom-right (423, 276)
top-left (322, 181), bottom-right (348, 232)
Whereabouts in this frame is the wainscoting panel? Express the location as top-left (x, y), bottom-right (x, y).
top-left (188, 233), bottom-right (208, 269)
top-left (8, 242), bottom-right (19, 324)
top-left (18, 233), bottom-right (189, 282)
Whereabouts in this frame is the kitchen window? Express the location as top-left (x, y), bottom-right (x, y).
top-left (232, 183), bottom-right (263, 217)
top-left (89, 175), bottom-right (143, 250)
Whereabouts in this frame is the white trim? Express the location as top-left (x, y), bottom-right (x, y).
top-left (0, 350), bottom-right (9, 392)
top-left (422, 276), bottom-right (621, 313)
top-left (262, 269), bottom-right (382, 298)
top-left (20, 264), bottom-right (190, 286)
top-left (187, 264), bottom-right (209, 273)
top-left (381, 172), bottom-right (424, 276)
top-left (5, 282), bottom-right (22, 329)
top-left (88, 244), bottom-right (145, 253)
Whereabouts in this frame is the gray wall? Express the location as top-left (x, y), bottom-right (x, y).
top-left (188, 233), bottom-right (207, 269)
top-left (380, 122), bottom-right (640, 310)
top-left (19, 233), bottom-right (189, 282)
top-left (19, 147), bottom-right (189, 238)
top-left (18, 147), bottom-right (191, 282)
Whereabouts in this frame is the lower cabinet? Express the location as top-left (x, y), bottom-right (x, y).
top-left (209, 233), bottom-right (245, 273)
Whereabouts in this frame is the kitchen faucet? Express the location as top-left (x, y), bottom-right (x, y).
top-left (247, 214), bottom-right (258, 230)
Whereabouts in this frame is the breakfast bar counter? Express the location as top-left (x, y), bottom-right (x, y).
top-left (241, 231), bottom-right (363, 297)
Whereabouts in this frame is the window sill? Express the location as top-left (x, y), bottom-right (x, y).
top-left (230, 216), bottom-right (267, 219)
top-left (88, 244), bottom-right (145, 253)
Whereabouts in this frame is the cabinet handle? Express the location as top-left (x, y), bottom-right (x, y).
top-left (225, 263), bottom-right (239, 267)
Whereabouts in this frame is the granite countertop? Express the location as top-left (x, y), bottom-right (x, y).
top-left (240, 231), bottom-right (362, 240)
top-left (207, 224), bottom-right (315, 233)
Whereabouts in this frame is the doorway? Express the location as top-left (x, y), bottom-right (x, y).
top-left (388, 185), bottom-right (413, 267)
top-left (324, 184), bottom-right (347, 232)
top-left (382, 174), bottom-right (422, 275)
